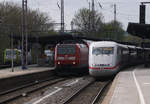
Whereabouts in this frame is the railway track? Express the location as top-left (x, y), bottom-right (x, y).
top-left (0, 64), bottom-right (11, 69)
top-left (0, 76), bottom-right (67, 104)
top-left (63, 80), bottom-right (111, 104)
top-left (91, 81), bottom-right (111, 104)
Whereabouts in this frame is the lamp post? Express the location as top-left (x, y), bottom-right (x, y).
top-left (22, 0), bottom-right (28, 69)
top-left (11, 32), bottom-right (14, 72)
top-left (61, 0), bottom-right (64, 33)
top-left (140, 2), bottom-right (150, 67)
top-left (71, 21), bottom-right (74, 32)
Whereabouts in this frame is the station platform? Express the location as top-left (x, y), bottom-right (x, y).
top-left (102, 65), bottom-right (150, 104)
top-left (0, 64), bottom-right (54, 79)
top-left (0, 65), bottom-right (55, 93)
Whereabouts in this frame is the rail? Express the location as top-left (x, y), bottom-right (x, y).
top-left (62, 79), bottom-right (95, 104)
top-left (91, 80), bottom-right (111, 104)
top-left (0, 77), bottom-right (66, 103)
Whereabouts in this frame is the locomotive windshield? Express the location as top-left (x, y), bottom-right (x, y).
top-left (57, 45), bottom-right (76, 55)
top-left (92, 47), bottom-right (114, 55)
top-left (6, 50), bottom-right (17, 55)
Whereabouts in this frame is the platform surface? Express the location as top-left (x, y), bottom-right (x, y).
top-left (103, 65), bottom-right (150, 104)
top-left (0, 65), bottom-right (54, 79)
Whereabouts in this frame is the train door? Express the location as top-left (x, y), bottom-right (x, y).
top-left (116, 46), bottom-right (121, 66)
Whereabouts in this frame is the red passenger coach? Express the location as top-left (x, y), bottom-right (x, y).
top-left (55, 43), bottom-right (89, 75)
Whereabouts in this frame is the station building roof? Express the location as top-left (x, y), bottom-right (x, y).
top-left (12, 33), bottom-right (139, 46)
top-left (12, 33), bottom-right (102, 45)
top-left (127, 22), bottom-right (150, 39)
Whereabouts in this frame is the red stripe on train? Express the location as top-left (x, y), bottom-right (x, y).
top-left (89, 63), bottom-right (120, 70)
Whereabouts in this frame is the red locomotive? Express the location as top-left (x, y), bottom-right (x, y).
top-left (55, 43), bottom-right (89, 75)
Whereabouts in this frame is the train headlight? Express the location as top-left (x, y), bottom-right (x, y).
top-left (58, 62), bottom-right (60, 64)
top-left (73, 62), bottom-right (76, 64)
top-left (92, 64), bottom-right (96, 67)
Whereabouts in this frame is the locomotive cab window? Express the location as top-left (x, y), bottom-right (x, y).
top-left (57, 45), bottom-right (76, 55)
top-left (92, 47), bottom-right (114, 55)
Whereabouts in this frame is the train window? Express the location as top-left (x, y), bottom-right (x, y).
top-left (57, 45), bottom-right (76, 55)
top-left (129, 48), bottom-right (137, 55)
top-left (117, 48), bottom-right (121, 55)
top-left (6, 50), bottom-right (16, 55)
top-left (6, 51), bottom-right (11, 55)
top-left (130, 51), bottom-right (137, 55)
top-left (92, 47), bottom-right (114, 55)
top-left (122, 49), bottom-right (128, 55)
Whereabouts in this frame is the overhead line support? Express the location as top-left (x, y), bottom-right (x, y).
top-left (22, 0), bottom-right (28, 69)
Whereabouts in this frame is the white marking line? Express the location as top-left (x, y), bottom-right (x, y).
top-left (65, 79), bottom-right (79, 87)
top-left (109, 84), bottom-right (119, 104)
top-left (144, 83), bottom-right (150, 85)
top-left (133, 70), bottom-right (145, 104)
top-left (33, 87), bottom-right (62, 104)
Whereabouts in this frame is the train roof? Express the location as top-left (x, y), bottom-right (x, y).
top-left (90, 41), bottom-right (119, 47)
top-left (90, 41), bottom-right (138, 49)
top-left (127, 45), bottom-right (136, 49)
top-left (5, 49), bottom-right (20, 51)
top-left (135, 47), bottom-right (143, 49)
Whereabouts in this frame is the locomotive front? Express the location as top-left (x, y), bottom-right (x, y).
top-left (89, 42), bottom-right (118, 77)
top-left (55, 43), bottom-right (89, 75)
top-left (55, 44), bottom-right (78, 66)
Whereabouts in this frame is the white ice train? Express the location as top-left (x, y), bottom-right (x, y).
top-left (89, 41), bottom-right (148, 77)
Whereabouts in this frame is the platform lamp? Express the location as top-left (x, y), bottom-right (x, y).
top-left (11, 31), bottom-right (14, 72)
top-left (71, 21), bottom-right (74, 32)
top-left (140, 2), bottom-right (150, 66)
top-left (140, 4), bottom-right (146, 24)
top-left (22, 0), bottom-right (28, 70)
top-left (139, 2), bottom-right (150, 24)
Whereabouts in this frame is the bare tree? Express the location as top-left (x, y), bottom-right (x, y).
top-left (72, 8), bottom-right (103, 35)
top-left (0, 1), bottom-right (55, 64)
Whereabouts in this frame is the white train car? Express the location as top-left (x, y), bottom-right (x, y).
top-left (89, 41), bottom-right (145, 77)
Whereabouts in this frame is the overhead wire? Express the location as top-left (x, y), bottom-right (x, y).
top-left (82, 0), bottom-right (137, 29)
top-left (95, 0), bottom-right (140, 5)
top-left (93, 1), bottom-right (139, 21)
top-left (27, 0), bottom-right (146, 30)
top-left (94, 0), bottom-right (140, 16)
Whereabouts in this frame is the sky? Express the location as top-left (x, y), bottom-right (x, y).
top-left (0, 0), bottom-right (150, 31)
